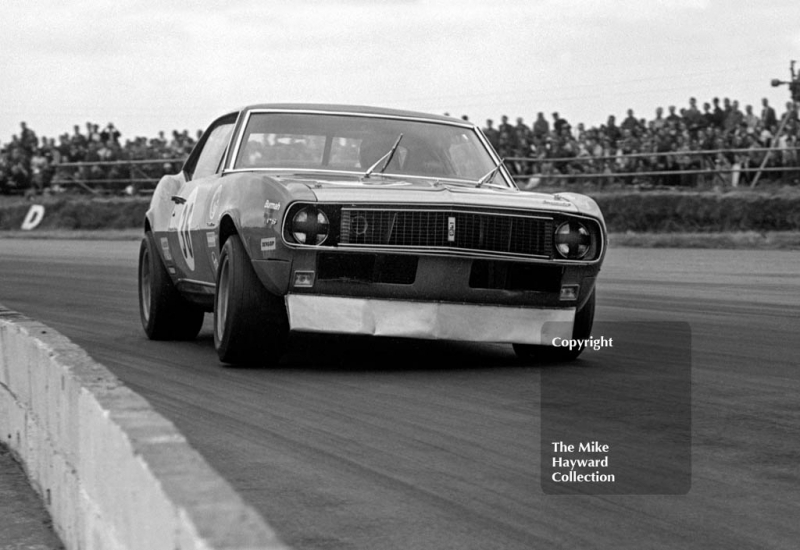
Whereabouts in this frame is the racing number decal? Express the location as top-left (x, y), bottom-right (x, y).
top-left (177, 188), bottom-right (199, 271)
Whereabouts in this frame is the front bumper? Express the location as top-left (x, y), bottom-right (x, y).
top-left (285, 294), bottom-right (575, 345)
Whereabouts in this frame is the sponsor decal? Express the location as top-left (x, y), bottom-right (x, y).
top-left (176, 188), bottom-right (198, 271)
top-left (265, 217), bottom-right (278, 226)
top-left (168, 267), bottom-right (176, 274)
top-left (260, 237), bottom-right (276, 253)
top-left (160, 237), bottom-right (173, 261)
top-left (208, 187), bottom-right (222, 220)
top-left (264, 200), bottom-right (281, 210)
top-left (211, 250), bottom-right (219, 271)
top-left (20, 205), bottom-right (45, 230)
top-left (206, 231), bottom-right (217, 249)
top-left (447, 216), bottom-right (456, 242)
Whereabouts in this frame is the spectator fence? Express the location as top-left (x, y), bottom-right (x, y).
top-left (51, 158), bottom-right (186, 194)
top-left (508, 145), bottom-right (800, 189)
top-left (35, 145), bottom-right (800, 195)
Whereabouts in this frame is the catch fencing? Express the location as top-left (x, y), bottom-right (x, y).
top-left (45, 146), bottom-right (800, 195)
top-left (506, 145), bottom-right (800, 189)
top-left (51, 158), bottom-right (186, 195)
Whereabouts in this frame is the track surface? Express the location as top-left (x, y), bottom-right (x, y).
top-left (1, 240), bottom-right (798, 550)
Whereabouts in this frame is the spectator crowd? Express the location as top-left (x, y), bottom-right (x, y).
top-left (0, 121), bottom-right (200, 194)
top-left (480, 96), bottom-right (800, 188)
top-left (2, 95), bottom-right (799, 194)
top-left (483, 97), bottom-right (800, 188)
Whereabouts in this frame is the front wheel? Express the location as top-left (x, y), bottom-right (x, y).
top-left (513, 290), bottom-right (596, 363)
top-left (138, 232), bottom-right (204, 340)
top-left (214, 234), bottom-right (289, 366)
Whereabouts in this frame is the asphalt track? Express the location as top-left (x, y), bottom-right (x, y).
top-left (0, 239), bottom-right (798, 550)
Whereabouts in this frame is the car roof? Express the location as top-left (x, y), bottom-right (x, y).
top-left (240, 103), bottom-right (472, 126)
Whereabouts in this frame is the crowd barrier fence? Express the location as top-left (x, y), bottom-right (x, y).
top-left (51, 158), bottom-right (187, 195)
top-left (506, 145), bottom-right (800, 188)
top-left (43, 146), bottom-right (800, 195)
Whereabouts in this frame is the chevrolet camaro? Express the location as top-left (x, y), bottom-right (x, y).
top-left (138, 104), bottom-right (606, 365)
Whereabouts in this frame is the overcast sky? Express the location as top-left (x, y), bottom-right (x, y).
top-left (2, 0), bottom-right (799, 142)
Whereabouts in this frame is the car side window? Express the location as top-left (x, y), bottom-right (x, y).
top-left (192, 123), bottom-right (234, 179)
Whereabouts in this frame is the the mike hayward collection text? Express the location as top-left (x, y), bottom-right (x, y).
top-left (550, 441), bottom-right (616, 483)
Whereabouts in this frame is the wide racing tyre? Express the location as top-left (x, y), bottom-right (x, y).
top-left (513, 289), bottom-right (596, 363)
top-left (138, 232), bottom-right (204, 340)
top-left (214, 234), bottom-right (289, 366)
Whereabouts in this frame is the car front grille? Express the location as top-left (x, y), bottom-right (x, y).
top-left (339, 207), bottom-right (554, 258)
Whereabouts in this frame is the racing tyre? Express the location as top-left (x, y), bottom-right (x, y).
top-left (513, 289), bottom-right (596, 363)
top-left (138, 232), bottom-right (205, 340)
top-left (214, 234), bottom-right (289, 366)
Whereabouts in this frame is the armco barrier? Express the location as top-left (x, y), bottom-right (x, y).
top-left (0, 305), bottom-right (289, 550)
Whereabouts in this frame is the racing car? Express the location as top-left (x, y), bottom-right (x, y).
top-left (138, 104), bottom-right (606, 365)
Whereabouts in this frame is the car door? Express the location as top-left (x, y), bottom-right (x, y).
top-left (167, 116), bottom-right (236, 285)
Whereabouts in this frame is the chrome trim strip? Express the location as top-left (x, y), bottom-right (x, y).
top-left (222, 109), bottom-right (246, 172)
top-left (341, 206), bottom-right (553, 221)
top-left (217, 166), bottom-right (500, 191)
top-left (335, 244), bottom-right (551, 261)
top-left (227, 109), bottom-right (252, 172)
top-left (245, 108), bottom-right (475, 127)
top-left (288, 200), bottom-right (592, 217)
top-left (285, 294), bottom-right (575, 345)
top-left (220, 167), bottom-right (494, 187)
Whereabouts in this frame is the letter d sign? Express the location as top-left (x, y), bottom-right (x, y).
top-left (21, 204), bottom-right (45, 230)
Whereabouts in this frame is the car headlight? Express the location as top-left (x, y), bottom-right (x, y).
top-left (290, 206), bottom-right (330, 245)
top-left (554, 221), bottom-right (591, 259)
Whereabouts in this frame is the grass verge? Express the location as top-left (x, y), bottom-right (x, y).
top-left (608, 231), bottom-right (800, 249)
top-left (0, 229), bottom-right (143, 240)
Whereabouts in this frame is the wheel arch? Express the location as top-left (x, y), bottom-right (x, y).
top-left (219, 214), bottom-right (239, 250)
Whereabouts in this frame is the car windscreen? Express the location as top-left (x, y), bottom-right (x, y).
top-left (233, 112), bottom-right (498, 182)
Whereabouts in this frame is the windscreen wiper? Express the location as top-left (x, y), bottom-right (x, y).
top-left (476, 158), bottom-right (505, 187)
top-left (364, 134), bottom-right (404, 178)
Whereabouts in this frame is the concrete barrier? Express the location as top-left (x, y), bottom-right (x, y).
top-left (0, 305), bottom-right (289, 550)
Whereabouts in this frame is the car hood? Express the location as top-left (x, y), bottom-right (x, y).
top-left (271, 172), bottom-right (604, 221)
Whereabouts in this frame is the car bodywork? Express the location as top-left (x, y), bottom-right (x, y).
top-left (140, 104), bottom-right (606, 364)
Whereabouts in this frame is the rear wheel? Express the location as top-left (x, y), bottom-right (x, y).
top-left (138, 232), bottom-right (204, 340)
top-left (513, 290), bottom-right (596, 363)
top-left (214, 234), bottom-right (289, 366)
